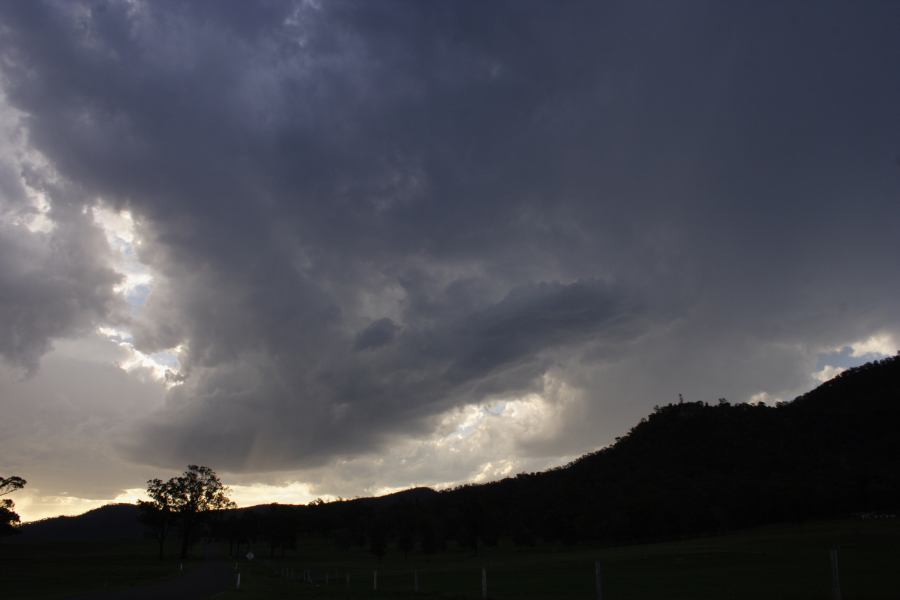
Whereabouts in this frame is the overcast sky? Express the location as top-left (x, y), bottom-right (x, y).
top-left (1, 0), bottom-right (898, 521)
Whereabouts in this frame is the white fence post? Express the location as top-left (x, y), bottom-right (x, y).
top-left (482, 567), bottom-right (487, 599)
top-left (830, 547), bottom-right (842, 600)
top-left (414, 569), bottom-right (419, 593)
top-left (373, 569), bottom-right (378, 591)
top-left (236, 572), bottom-right (241, 590)
top-left (595, 560), bottom-right (603, 600)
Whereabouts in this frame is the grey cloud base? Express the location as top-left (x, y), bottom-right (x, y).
top-left (0, 1), bottom-right (899, 482)
top-left (120, 279), bottom-right (646, 471)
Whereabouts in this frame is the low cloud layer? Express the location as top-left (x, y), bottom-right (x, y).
top-left (1, 1), bottom-right (899, 514)
top-left (121, 278), bottom-right (646, 471)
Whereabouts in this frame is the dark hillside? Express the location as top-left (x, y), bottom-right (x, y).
top-left (8, 504), bottom-right (144, 543)
top-left (483, 354), bottom-right (900, 543)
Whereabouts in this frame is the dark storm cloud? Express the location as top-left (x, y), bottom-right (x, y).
top-left (0, 69), bottom-right (121, 373)
top-left (355, 318), bottom-right (399, 351)
top-left (123, 278), bottom-right (644, 471)
top-left (1, 1), bottom-right (899, 473)
top-left (0, 137), bottom-right (121, 372)
top-left (0, 218), bottom-right (119, 372)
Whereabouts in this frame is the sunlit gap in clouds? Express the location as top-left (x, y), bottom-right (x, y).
top-left (320, 374), bottom-right (585, 499)
top-left (812, 333), bottom-right (897, 383)
top-left (16, 188), bottom-right (54, 234)
top-left (91, 204), bottom-right (184, 387)
top-left (746, 333), bottom-right (898, 406)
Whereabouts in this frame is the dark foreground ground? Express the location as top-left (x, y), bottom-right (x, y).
top-left (2, 518), bottom-right (898, 599)
top-left (63, 561), bottom-right (233, 600)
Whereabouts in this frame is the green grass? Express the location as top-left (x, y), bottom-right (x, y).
top-left (216, 518), bottom-right (900, 600)
top-left (0, 539), bottom-right (193, 599)
top-left (3, 519), bottom-right (899, 599)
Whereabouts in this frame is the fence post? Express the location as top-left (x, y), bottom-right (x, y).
top-left (346, 571), bottom-right (350, 588)
top-left (830, 547), bottom-right (842, 600)
top-left (482, 567), bottom-right (487, 599)
top-left (236, 572), bottom-right (241, 590)
top-left (374, 569), bottom-right (378, 591)
top-left (414, 569), bottom-right (419, 593)
top-left (595, 560), bottom-right (603, 600)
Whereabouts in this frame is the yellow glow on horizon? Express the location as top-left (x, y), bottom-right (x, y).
top-left (14, 488), bottom-right (147, 523)
top-left (14, 481), bottom-right (332, 523)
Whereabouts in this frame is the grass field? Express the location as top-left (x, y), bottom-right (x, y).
top-left (217, 519), bottom-right (900, 600)
top-left (2, 519), bottom-right (898, 599)
top-left (0, 540), bottom-right (178, 599)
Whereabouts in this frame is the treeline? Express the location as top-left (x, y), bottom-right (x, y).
top-left (202, 354), bottom-right (900, 558)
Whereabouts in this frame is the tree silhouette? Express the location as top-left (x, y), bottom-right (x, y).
top-left (143, 465), bottom-right (235, 559)
top-left (139, 478), bottom-right (178, 560)
top-left (0, 475), bottom-right (26, 536)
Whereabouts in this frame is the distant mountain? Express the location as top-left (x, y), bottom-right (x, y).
top-left (8, 504), bottom-right (144, 543)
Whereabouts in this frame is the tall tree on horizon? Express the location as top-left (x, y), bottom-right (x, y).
top-left (139, 478), bottom-right (178, 560)
top-left (142, 465), bottom-right (235, 559)
top-left (0, 475), bottom-right (26, 535)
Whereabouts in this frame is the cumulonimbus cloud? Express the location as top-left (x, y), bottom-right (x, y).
top-left (0, 1), bottom-right (898, 482)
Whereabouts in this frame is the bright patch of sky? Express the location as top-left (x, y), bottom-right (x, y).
top-left (92, 205), bottom-right (182, 385)
top-left (812, 333), bottom-right (897, 383)
top-left (18, 188), bottom-right (54, 233)
top-left (91, 205), bottom-right (153, 303)
top-left (227, 481), bottom-right (330, 507)
top-left (96, 326), bottom-right (183, 385)
top-left (748, 391), bottom-right (780, 406)
top-left (438, 381), bottom-right (577, 451)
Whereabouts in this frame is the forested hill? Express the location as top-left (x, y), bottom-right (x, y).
top-left (9, 355), bottom-right (900, 550)
top-left (256, 354), bottom-right (900, 553)
top-left (497, 353), bottom-right (900, 543)
top-left (8, 504), bottom-right (144, 543)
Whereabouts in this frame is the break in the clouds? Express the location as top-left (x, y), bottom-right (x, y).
top-left (1, 1), bottom-right (899, 517)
